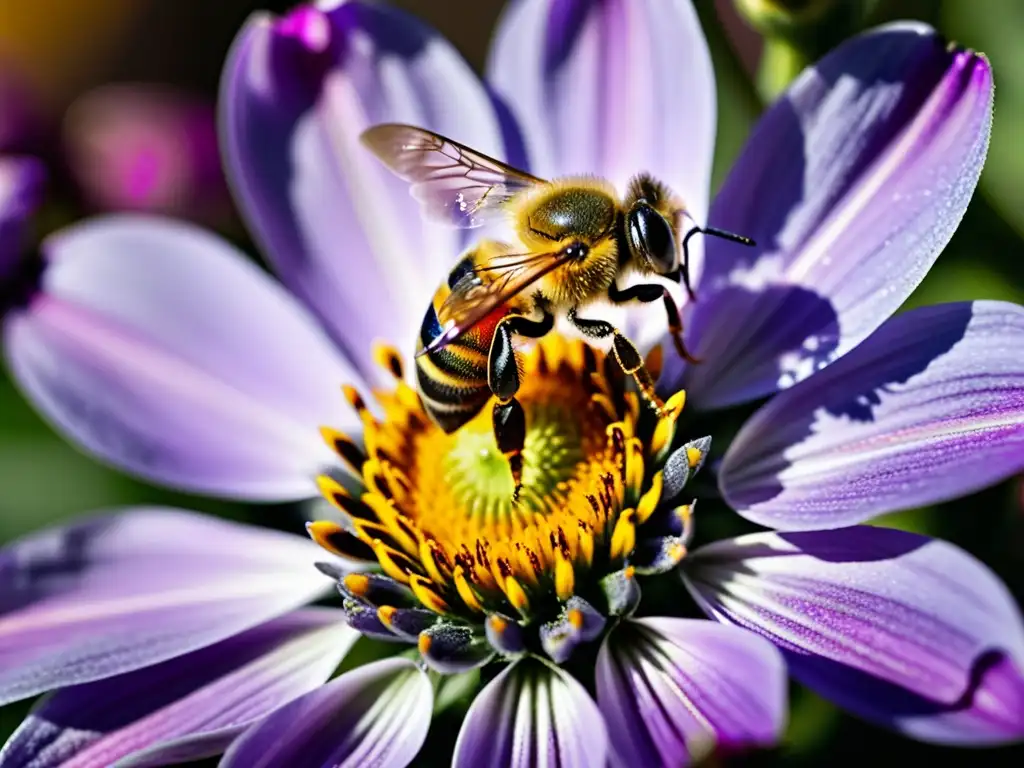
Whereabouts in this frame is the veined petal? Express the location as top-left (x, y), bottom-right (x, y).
top-left (0, 507), bottom-right (333, 706)
top-left (0, 156), bottom-right (45, 279)
top-left (720, 301), bottom-right (1024, 530)
top-left (596, 618), bottom-right (786, 767)
top-left (685, 528), bottom-right (1024, 744)
top-left (489, 0), bottom-right (714, 212)
top-left (489, 0), bottom-right (714, 345)
top-left (220, 657), bottom-right (432, 768)
top-left (220, 1), bottom-right (504, 382)
top-left (679, 23), bottom-right (992, 409)
top-left (453, 657), bottom-right (608, 768)
top-left (0, 609), bottom-right (355, 768)
top-left (3, 215), bottom-right (356, 501)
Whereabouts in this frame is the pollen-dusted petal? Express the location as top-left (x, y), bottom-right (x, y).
top-left (486, 613), bottom-right (526, 656)
top-left (339, 599), bottom-right (400, 643)
top-left (680, 25), bottom-right (993, 410)
top-left (662, 442), bottom-right (698, 506)
top-left (454, 658), bottom-right (609, 768)
top-left (601, 567), bottom-right (641, 617)
top-left (418, 622), bottom-right (494, 675)
top-left (720, 301), bottom-right (1024, 530)
top-left (633, 536), bottom-right (688, 575)
top-left (596, 618), bottom-right (787, 767)
top-left (221, 658), bottom-right (432, 768)
top-left (339, 572), bottom-right (414, 608)
top-left (377, 605), bottom-right (438, 641)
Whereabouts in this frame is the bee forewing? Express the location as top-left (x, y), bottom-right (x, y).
top-left (360, 123), bottom-right (544, 228)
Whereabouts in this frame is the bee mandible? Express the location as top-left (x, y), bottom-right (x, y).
top-left (361, 124), bottom-right (754, 500)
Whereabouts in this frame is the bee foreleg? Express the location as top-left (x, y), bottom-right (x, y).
top-left (607, 283), bottom-right (700, 364)
top-left (569, 308), bottom-right (669, 416)
top-left (493, 398), bottom-right (526, 503)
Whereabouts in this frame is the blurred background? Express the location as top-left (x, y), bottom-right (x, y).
top-left (1, 0), bottom-right (1022, 763)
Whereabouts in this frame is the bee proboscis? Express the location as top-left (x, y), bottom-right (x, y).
top-left (361, 124), bottom-right (754, 499)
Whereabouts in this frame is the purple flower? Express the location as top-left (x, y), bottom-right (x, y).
top-left (2, 1), bottom-right (1023, 766)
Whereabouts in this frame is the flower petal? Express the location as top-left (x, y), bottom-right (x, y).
top-left (0, 156), bottom-right (45, 279)
top-left (3, 215), bottom-right (356, 501)
top-left (220, 1), bottom-right (503, 381)
top-left (489, 0), bottom-right (715, 212)
top-left (453, 657), bottom-right (608, 768)
top-left (0, 507), bottom-right (332, 706)
top-left (685, 527), bottom-right (1024, 743)
top-left (220, 657), bottom-right (432, 768)
top-left (679, 23), bottom-right (992, 409)
top-left (720, 301), bottom-right (1024, 530)
top-left (596, 618), bottom-right (786, 766)
top-left (0, 609), bottom-right (355, 768)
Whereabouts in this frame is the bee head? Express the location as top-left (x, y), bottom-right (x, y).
top-left (625, 201), bottom-right (677, 275)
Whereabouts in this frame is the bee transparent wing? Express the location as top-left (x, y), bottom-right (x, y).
top-left (420, 251), bottom-right (571, 355)
top-left (360, 124), bottom-right (544, 228)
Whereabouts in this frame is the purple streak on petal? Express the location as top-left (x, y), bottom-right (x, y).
top-left (0, 609), bottom-right (355, 768)
top-left (221, 657), bottom-right (432, 768)
top-left (490, 0), bottom-right (715, 219)
top-left (0, 507), bottom-right (334, 706)
top-left (453, 657), bottom-right (608, 768)
top-left (0, 156), bottom-right (45, 284)
top-left (720, 301), bottom-right (1024, 530)
top-left (3, 215), bottom-right (359, 501)
top-left (596, 618), bottom-right (786, 767)
top-left (676, 23), bottom-right (993, 409)
top-left (788, 648), bottom-right (1024, 746)
top-left (220, 2), bottom-right (503, 382)
top-left (685, 527), bottom-right (1024, 744)
top-left (62, 85), bottom-right (229, 224)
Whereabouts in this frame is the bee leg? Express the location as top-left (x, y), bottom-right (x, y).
top-left (568, 307), bottom-right (668, 415)
top-left (487, 314), bottom-right (552, 501)
top-left (608, 282), bottom-right (700, 364)
top-left (493, 398), bottom-right (526, 502)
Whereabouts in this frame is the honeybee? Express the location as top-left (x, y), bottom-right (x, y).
top-left (361, 124), bottom-right (753, 499)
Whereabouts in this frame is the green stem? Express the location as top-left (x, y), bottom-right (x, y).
top-left (756, 36), bottom-right (812, 103)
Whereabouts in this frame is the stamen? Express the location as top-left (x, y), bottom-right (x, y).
top-left (310, 337), bottom-right (710, 665)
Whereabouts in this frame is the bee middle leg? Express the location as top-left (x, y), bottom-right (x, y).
top-left (567, 307), bottom-right (667, 414)
top-left (608, 282), bottom-right (699, 364)
top-left (488, 312), bottom-right (555, 500)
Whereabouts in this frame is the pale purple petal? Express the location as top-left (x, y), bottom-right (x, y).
top-left (0, 507), bottom-right (333, 706)
top-left (678, 23), bottom-right (992, 409)
top-left (720, 301), bottom-right (1024, 530)
top-left (685, 527), bottom-right (1024, 744)
top-left (221, 657), bottom-right (432, 768)
top-left (63, 85), bottom-right (229, 224)
top-left (489, 0), bottom-right (715, 211)
top-left (0, 609), bottom-right (355, 768)
top-left (221, 1), bottom-right (504, 381)
top-left (3, 215), bottom-right (358, 501)
top-left (596, 617), bottom-right (786, 767)
top-left (453, 658), bottom-right (608, 768)
top-left (0, 156), bottom-right (45, 281)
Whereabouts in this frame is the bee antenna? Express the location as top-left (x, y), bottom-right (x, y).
top-left (679, 225), bottom-right (757, 302)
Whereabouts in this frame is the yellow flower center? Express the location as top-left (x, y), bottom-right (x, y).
top-left (310, 335), bottom-right (690, 629)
